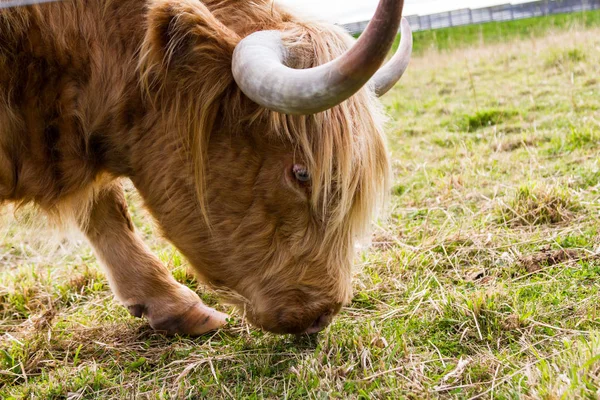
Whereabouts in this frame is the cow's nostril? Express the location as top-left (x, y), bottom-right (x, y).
top-left (304, 312), bottom-right (332, 334)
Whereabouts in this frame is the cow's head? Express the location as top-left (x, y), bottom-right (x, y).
top-left (140, 0), bottom-right (412, 334)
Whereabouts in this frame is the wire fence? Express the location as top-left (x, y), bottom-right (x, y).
top-left (343, 0), bottom-right (600, 33)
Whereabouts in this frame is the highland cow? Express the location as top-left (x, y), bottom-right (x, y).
top-left (0, 0), bottom-right (412, 335)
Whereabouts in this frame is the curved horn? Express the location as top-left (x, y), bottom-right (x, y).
top-left (371, 18), bottom-right (413, 97)
top-left (232, 0), bottom-right (405, 115)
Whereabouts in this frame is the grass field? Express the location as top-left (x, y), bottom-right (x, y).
top-left (401, 9), bottom-right (600, 55)
top-left (2, 15), bottom-right (600, 399)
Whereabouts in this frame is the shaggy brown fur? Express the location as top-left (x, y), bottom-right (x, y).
top-left (0, 0), bottom-right (391, 334)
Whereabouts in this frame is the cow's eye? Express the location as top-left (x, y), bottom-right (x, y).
top-left (293, 164), bottom-right (310, 183)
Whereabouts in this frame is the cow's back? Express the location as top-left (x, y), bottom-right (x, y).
top-left (0, 0), bottom-right (146, 208)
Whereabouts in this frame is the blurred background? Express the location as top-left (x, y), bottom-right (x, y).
top-left (280, 0), bottom-right (600, 55)
top-left (279, 0), bottom-right (558, 23)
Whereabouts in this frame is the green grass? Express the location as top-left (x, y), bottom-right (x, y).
top-left (450, 109), bottom-right (520, 132)
top-left (392, 9), bottom-right (600, 55)
top-left (2, 15), bottom-right (600, 399)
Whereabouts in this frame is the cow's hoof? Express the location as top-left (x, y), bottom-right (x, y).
top-left (150, 302), bottom-right (229, 336)
top-left (148, 302), bottom-right (229, 336)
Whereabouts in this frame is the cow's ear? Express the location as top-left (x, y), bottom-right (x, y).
top-left (141, 0), bottom-right (238, 82)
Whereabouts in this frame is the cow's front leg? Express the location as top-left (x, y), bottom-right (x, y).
top-left (81, 182), bottom-right (228, 335)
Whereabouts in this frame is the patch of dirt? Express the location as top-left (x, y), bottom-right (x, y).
top-left (370, 231), bottom-right (398, 251)
top-left (496, 137), bottom-right (538, 152)
top-left (497, 185), bottom-right (583, 226)
top-left (33, 308), bottom-right (57, 330)
top-left (501, 125), bottom-right (526, 135)
top-left (518, 248), bottom-right (582, 273)
top-left (501, 314), bottom-right (525, 331)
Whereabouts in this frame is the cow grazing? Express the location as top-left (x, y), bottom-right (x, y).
top-left (0, 0), bottom-right (412, 335)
